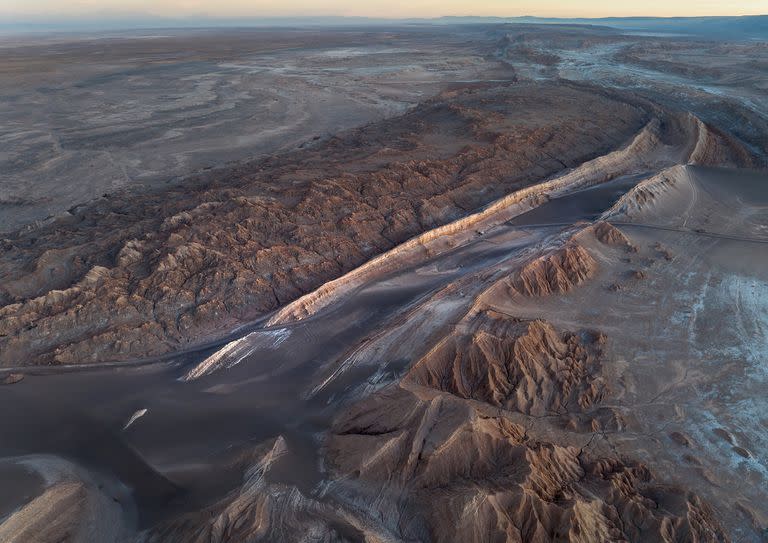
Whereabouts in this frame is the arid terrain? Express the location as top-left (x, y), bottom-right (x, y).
top-left (0, 20), bottom-right (766, 543)
top-left (0, 27), bottom-right (512, 232)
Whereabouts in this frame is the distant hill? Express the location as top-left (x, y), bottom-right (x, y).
top-left (433, 15), bottom-right (768, 39)
top-left (1, 14), bottom-right (766, 40)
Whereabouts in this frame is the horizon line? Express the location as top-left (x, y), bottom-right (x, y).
top-left (3, 13), bottom-right (767, 21)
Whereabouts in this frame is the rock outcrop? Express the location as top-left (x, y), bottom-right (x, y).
top-left (406, 314), bottom-right (605, 416)
top-left (510, 244), bottom-right (597, 297)
top-left (0, 82), bottom-right (651, 366)
top-left (325, 387), bottom-right (727, 543)
top-left (590, 221), bottom-right (636, 250)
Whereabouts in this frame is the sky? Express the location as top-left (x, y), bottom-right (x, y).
top-left (2, 0), bottom-right (768, 19)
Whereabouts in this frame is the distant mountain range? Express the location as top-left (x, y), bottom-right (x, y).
top-left (2, 14), bottom-right (766, 40)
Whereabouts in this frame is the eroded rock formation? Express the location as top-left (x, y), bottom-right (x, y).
top-left (406, 315), bottom-right (605, 416)
top-left (325, 387), bottom-right (727, 543)
top-left (510, 245), bottom-right (597, 297)
top-left (0, 83), bottom-right (650, 366)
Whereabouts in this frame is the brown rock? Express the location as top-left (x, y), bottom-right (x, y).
top-left (1, 373), bottom-right (24, 385)
top-left (512, 244), bottom-right (597, 297)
